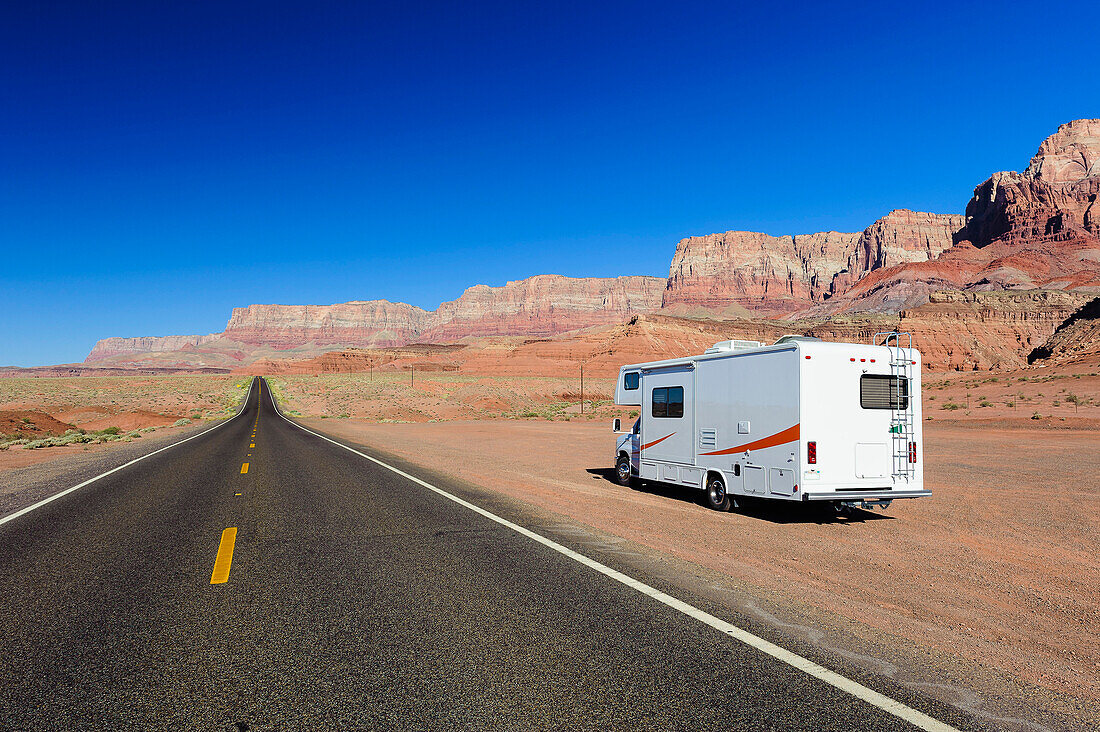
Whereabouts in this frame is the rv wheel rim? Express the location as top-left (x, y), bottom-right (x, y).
top-left (617, 461), bottom-right (630, 480)
top-left (710, 481), bottom-right (725, 501)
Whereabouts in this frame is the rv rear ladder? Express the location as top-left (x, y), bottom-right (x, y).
top-left (875, 331), bottom-right (916, 481)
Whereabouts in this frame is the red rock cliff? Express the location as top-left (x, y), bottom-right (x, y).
top-left (222, 300), bottom-right (432, 348)
top-left (661, 209), bottom-right (963, 315)
top-left (955, 119), bottom-right (1100, 249)
top-left (662, 230), bottom-right (861, 315)
top-left (85, 334), bottom-right (222, 362)
top-left (422, 274), bottom-right (665, 341)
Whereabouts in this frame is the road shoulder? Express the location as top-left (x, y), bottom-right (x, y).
top-left (296, 415), bottom-right (1095, 732)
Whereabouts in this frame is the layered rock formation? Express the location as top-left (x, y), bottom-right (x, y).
top-left (86, 276), bottom-right (664, 364)
top-left (1028, 296), bottom-right (1100, 365)
top-left (662, 209), bottom-right (963, 315)
top-left (81, 120), bottom-right (1100, 372)
top-left (810, 290), bottom-right (1093, 370)
top-left (423, 275), bottom-right (665, 341)
top-left (826, 210), bottom-right (965, 304)
top-left (223, 300), bottom-right (431, 349)
top-left (820, 121), bottom-right (1100, 313)
top-left (661, 230), bottom-right (859, 315)
top-left (955, 119), bottom-right (1099, 249)
top-left (86, 334), bottom-right (222, 362)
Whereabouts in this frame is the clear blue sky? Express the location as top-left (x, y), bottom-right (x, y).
top-left (1, 1), bottom-right (1095, 366)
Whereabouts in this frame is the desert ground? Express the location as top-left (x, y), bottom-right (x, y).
top-left (3, 364), bottom-right (1096, 726)
top-left (266, 366), bottom-right (1099, 725)
top-left (0, 375), bottom-right (249, 472)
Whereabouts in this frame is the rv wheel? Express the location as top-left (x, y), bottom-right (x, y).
top-left (704, 475), bottom-right (731, 512)
top-left (615, 455), bottom-right (633, 486)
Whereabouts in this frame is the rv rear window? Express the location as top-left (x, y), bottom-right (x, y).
top-left (860, 374), bottom-right (909, 410)
top-left (652, 386), bottom-right (684, 418)
top-left (623, 372), bottom-right (639, 390)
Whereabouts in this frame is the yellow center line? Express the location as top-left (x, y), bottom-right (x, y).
top-left (210, 527), bottom-right (237, 584)
top-left (241, 462), bottom-right (249, 474)
top-left (234, 492), bottom-right (242, 496)
top-left (250, 443), bottom-right (255, 448)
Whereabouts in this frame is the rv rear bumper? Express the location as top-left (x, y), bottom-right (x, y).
top-left (801, 490), bottom-right (931, 501)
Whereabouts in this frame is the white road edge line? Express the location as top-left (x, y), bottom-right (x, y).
top-left (267, 379), bottom-right (960, 732)
top-left (0, 377), bottom-right (258, 528)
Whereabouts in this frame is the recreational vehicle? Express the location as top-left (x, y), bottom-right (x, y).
top-left (611, 333), bottom-right (927, 513)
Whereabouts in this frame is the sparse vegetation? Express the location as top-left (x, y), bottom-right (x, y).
top-left (0, 375), bottom-right (243, 452)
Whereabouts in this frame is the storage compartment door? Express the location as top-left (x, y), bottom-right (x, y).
top-left (855, 443), bottom-right (889, 479)
top-left (770, 467), bottom-right (795, 496)
top-left (744, 465), bottom-right (766, 494)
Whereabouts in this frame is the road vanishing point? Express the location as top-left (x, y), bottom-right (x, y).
top-left (0, 378), bottom-right (979, 730)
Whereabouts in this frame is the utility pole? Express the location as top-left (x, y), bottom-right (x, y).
top-left (580, 363), bottom-right (584, 415)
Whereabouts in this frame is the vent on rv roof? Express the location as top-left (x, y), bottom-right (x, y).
top-left (704, 340), bottom-right (763, 354)
top-left (773, 335), bottom-right (822, 345)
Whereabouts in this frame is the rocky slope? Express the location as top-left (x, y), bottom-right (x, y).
top-left (809, 290), bottom-right (1093, 371)
top-left (1028, 296), bottom-right (1100, 366)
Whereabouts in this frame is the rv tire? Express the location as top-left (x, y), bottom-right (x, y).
top-left (615, 455), bottom-right (633, 486)
top-left (704, 474), bottom-right (731, 512)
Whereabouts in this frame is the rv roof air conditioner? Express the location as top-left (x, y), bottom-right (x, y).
top-left (773, 335), bottom-right (823, 345)
top-left (704, 340), bottom-right (764, 354)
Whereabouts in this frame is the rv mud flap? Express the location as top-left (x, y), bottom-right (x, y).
top-left (801, 490), bottom-right (931, 501)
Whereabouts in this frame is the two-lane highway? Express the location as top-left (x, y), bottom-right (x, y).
top-left (0, 378), bottom-right (973, 730)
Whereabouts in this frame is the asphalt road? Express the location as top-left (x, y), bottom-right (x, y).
top-left (0, 378), bottom-right (977, 731)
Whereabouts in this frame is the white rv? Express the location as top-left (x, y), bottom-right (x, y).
top-left (612, 333), bottom-right (927, 513)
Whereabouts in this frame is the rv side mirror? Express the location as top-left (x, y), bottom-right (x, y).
top-left (612, 418), bottom-right (621, 433)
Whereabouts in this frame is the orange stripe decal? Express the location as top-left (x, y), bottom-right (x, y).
top-left (701, 424), bottom-right (800, 456)
top-left (641, 432), bottom-right (675, 450)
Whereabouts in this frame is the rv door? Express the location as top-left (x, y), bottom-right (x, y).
top-left (640, 366), bottom-right (694, 465)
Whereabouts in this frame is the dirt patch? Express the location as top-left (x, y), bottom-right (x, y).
top-left (0, 410), bottom-right (75, 437)
top-left (304, 416), bottom-right (1099, 713)
top-left (77, 410), bottom-right (182, 432)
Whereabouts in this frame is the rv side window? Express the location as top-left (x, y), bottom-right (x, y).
top-left (860, 374), bottom-right (909, 410)
top-left (652, 386), bottom-right (684, 418)
top-left (623, 372), bottom-right (639, 390)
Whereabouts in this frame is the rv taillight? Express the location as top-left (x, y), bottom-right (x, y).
top-left (807, 441), bottom-right (817, 464)
top-left (908, 441), bottom-right (917, 463)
